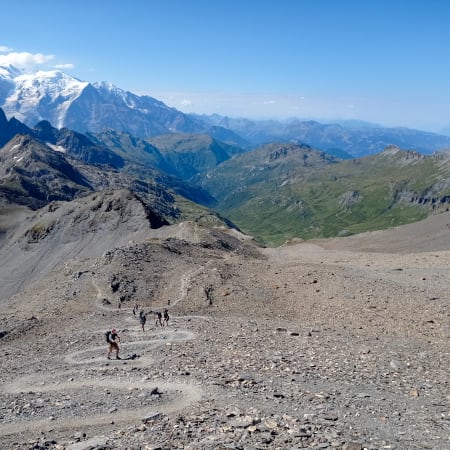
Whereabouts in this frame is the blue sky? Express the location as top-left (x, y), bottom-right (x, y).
top-left (1, 0), bottom-right (450, 132)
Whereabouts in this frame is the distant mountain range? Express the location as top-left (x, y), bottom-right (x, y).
top-left (3, 108), bottom-right (450, 245)
top-left (3, 64), bottom-right (450, 246)
top-left (0, 65), bottom-right (242, 146)
top-left (2, 65), bottom-right (450, 157)
top-left (196, 114), bottom-right (450, 158)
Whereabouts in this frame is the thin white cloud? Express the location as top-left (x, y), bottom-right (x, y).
top-left (54, 63), bottom-right (75, 69)
top-left (0, 46), bottom-right (13, 53)
top-left (147, 90), bottom-right (366, 123)
top-left (0, 51), bottom-right (55, 69)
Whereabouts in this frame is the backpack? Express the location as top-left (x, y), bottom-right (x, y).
top-left (105, 330), bottom-right (111, 343)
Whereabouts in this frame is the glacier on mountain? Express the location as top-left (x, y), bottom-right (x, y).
top-left (2, 69), bottom-right (88, 128)
top-left (0, 64), bottom-right (203, 138)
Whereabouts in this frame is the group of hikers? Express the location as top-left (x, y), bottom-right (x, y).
top-left (106, 304), bottom-right (170, 359)
top-left (133, 304), bottom-right (170, 331)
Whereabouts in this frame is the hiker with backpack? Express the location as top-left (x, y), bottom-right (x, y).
top-left (106, 328), bottom-right (121, 360)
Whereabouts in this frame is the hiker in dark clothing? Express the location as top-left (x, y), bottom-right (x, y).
top-left (163, 308), bottom-right (170, 327)
top-left (155, 311), bottom-right (163, 327)
top-left (106, 328), bottom-right (121, 360)
top-left (140, 311), bottom-right (147, 331)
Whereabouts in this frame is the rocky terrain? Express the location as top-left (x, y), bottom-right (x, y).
top-left (0, 213), bottom-right (449, 449)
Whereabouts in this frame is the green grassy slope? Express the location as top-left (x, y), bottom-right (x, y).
top-left (202, 145), bottom-right (450, 246)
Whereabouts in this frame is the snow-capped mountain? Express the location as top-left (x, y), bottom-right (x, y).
top-left (1, 68), bottom-right (89, 128)
top-left (3, 65), bottom-right (450, 156)
top-left (0, 65), bottom-right (206, 138)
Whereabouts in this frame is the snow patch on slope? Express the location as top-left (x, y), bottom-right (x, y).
top-left (46, 143), bottom-right (67, 153)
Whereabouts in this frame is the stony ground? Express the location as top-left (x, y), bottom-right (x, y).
top-left (0, 218), bottom-right (449, 450)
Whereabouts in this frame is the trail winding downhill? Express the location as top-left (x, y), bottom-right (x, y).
top-left (0, 263), bottom-right (213, 439)
top-left (0, 375), bottom-right (202, 436)
top-left (64, 329), bottom-right (195, 366)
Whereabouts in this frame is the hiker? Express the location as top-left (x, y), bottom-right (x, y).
top-left (140, 311), bottom-right (147, 331)
top-left (106, 328), bottom-right (121, 360)
top-left (163, 308), bottom-right (170, 327)
top-left (205, 285), bottom-right (214, 305)
top-left (155, 311), bottom-right (163, 327)
top-left (133, 304), bottom-right (139, 316)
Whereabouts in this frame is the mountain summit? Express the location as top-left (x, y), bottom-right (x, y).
top-left (0, 65), bottom-right (206, 138)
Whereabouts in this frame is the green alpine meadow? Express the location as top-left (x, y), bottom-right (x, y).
top-left (200, 144), bottom-right (450, 246)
